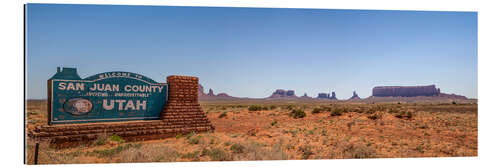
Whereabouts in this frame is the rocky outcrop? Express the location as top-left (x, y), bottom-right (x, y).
top-left (208, 89), bottom-right (215, 96)
top-left (348, 91), bottom-right (361, 100)
top-left (198, 84), bottom-right (236, 100)
top-left (372, 85), bottom-right (441, 97)
top-left (317, 90), bottom-right (337, 100)
top-left (317, 93), bottom-right (329, 99)
top-left (198, 84), bottom-right (205, 97)
top-left (331, 91), bottom-right (337, 100)
top-left (301, 93), bottom-right (312, 99)
top-left (268, 89), bottom-right (297, 98)
top-left (216, 93), bottom-right (231, 97)
top-left (437, 93), bottom-right (467, 99)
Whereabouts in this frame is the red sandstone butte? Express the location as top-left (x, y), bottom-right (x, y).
top-left (372, 85), bottom-right (440, 97)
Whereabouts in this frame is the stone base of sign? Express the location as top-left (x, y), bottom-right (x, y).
top-left (29, 120), bottom-right (213, 148)
top-left (28, 75), bottom-right (214, 147)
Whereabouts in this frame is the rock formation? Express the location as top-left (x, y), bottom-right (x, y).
top-left (198, 84), bottom-right (205, 96)
top-left (301, 93), bottom-right (312, 99)
top-left (317, 90), bottom-right (337, 100)
top-left (198, 84), bottom-right (236, 100)
top-left (372, 85), bottom-right (441, 97)
top-left (208, 89), bottom-right (215, 96)
top-left (317, 93), bottom-right (329, 99)
top-left (268, 89), bottom-right (297, 98)
top-left (348, 91), bottom-right (361, 100)
top-left (331, 91), bottom-right (337, 100)
top-left (216, 93), bottom-right (231, 97)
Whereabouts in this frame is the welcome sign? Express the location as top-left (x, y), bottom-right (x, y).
top-left (48, 67), bottom-right (168, 124)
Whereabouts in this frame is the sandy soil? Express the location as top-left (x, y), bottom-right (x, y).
top-left (25, 100), bottom-right (477, 164)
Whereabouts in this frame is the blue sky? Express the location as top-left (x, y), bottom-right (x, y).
top-left (26, 4), bottom-right (477, 99)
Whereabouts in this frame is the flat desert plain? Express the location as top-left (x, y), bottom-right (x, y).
top-left (25, 99), bottom-right (477, 164)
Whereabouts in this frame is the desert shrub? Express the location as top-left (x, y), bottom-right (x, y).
top-left (395, 111), bottom-right (413, 119)
top-left (388, 108), bottom-right (398, 113)
top-left (416, 145), bottom-right (425, 153)
top-left (94, 134), bottom-right (108, 146)
top-left (321, 129), bottom-right (328, 136)
top-left (367, 113), bottom-right (382, 120)
top-left (201, 148), bottom-right (210, 156)
top-left (312, 108), bottom-right (321, 114)
top-left (298, 145), bottom-right (314, 159)
top-left (290, 109), bottom-right (306, 118)
top-left (342, 143), bottom-right (377, 159)
top-left (340, 107), bottom-right (350, 113)
top-left (248, 129), bottom-right (257, 136)
top-left (330, 108), bottom-right (343, 116)
top-left (188, 136), bottom-right (201, 145)
top-left (271, 120), bottom-right (278, 126)
top-left (181, 151), bottom-right (200, 159)
top-left (218, 111), bottom-right (228, 118)
top-left (353, 108), bottom-right (363, 113)
top-left (95, 137), bottom-right (106, 146)
top-left (365, 108), bottom-right (376, 114)
top-left (321, 106), bottom-right (332, 112)
top-left (230, 143), bottom-right (245, 154)
top-left (176, 133), bottom-right (183, 139)
top-left (452, 101), bottom-right (457, 105)
top-left (186, 131), bottom-right (196, 138)
top-left (110, 134), bottom-right (125, 143)
top-left (270, 105), bottom-right (277, 110)
top-left (248, 105), bottom-right (263, 111)
top-left (209, 148), bottom-right (231, 161)
top-left (286, 105), bottom-right (295, 110)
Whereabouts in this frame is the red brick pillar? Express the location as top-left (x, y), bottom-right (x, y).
top-left (166, 76), bottom-right (199, 103)
top-left (161, 76), bottom-right (214, 133)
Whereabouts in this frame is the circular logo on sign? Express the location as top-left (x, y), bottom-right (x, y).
top-left (63, 98), bottom-right (93, 115)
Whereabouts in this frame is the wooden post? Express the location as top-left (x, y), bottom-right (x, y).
top-left (34, 142), bottom-right (39, 164)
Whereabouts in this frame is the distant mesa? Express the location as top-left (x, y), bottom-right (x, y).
top-left (372, 85), bottom-right (441, 97)
top-left (369, 85), bottom-right (469, 101)
top-left (268, 89), bottom-right (297, 98)
top-left (348, 91), bottom-right (361, 100)
top-left (316, 90), bottom-right (337, 100)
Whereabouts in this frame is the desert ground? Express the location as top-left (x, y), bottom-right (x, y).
top-left (25, 99), bottom-right (477, 164)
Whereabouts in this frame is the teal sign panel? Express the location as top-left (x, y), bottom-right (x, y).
top-left (48, 67), bottom-right (168, 124)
